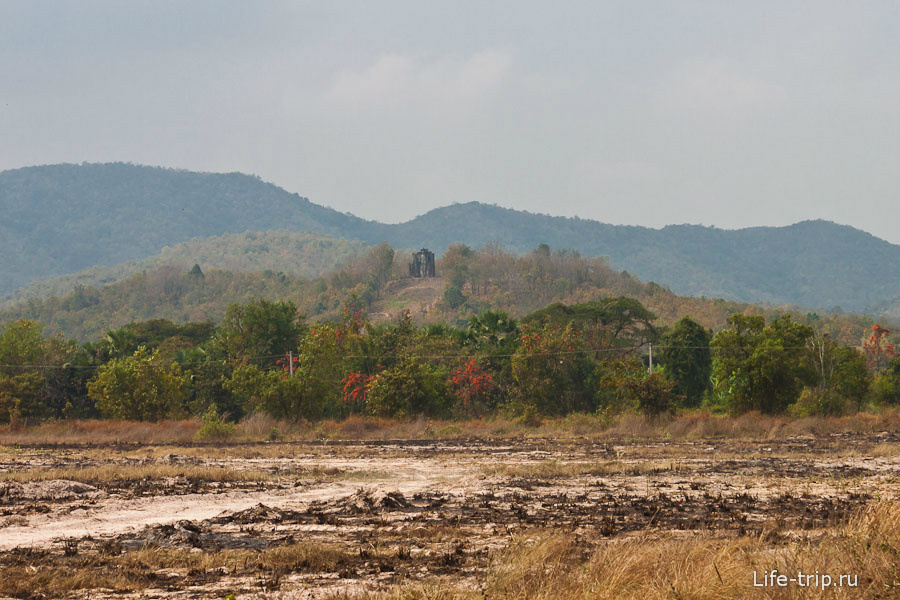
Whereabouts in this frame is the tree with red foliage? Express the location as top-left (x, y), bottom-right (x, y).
top-left (341, 371), bottom-right (374, 415)
top-left (448, 359), bottom-right (496, 417)
top-left (275, 351), bottom-right (299, 378)
top-left (863, 324), bottom-right (896, 371)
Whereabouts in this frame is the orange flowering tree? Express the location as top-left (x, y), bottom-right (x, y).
top-left (863, 324), bottom-right (896, 371)
top-left (448, 359), bottom-right (496, 417)
top-left (275, 351), bottom-right (299, 378)
top-left (341, 371), bottom-right (374, 415)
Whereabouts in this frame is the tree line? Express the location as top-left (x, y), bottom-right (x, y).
top-left (1, 295), bottom-right (898, 427)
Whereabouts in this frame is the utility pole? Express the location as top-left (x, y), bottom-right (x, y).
top-left (648, 343), bottom-right (653, 374)
top-left (289, 351), bottom-right (294, 376)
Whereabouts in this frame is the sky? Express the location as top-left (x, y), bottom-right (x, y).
top-left (1, 1), bottom-right (898, 242)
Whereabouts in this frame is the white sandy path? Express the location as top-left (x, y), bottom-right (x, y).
top-left (0, 459), bottom-right (473, 551)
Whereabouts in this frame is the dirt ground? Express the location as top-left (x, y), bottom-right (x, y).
top-left (1, 431), bottom-right (898, 599)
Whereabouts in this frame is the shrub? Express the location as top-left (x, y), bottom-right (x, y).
top-left (366, 359), bottom-right (451, 418)
top-left (517, 404), bottom-right (543, 427)
top-left (871, 373), bottom-right (900, 405)
top-left (789, 388), bottom-right (849, 417)
top-left (196, 405), bottom-right (236, 441)
top-left (87, 347), bottom-right (189, 421)
top-left (626, 371), bottom-right (677, 417)
top-left (226, 364), bottom-right (309, 421)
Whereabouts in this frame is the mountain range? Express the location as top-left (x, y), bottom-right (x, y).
top-left (2, 162), bottom-right (899, 314)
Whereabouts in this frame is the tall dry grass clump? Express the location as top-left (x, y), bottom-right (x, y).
top-left (483, 500), bottom-right (900, 600)
top-left (0, 408), bottom-right (898, 446)
top-left (0, 419), bottom-right (200, 445)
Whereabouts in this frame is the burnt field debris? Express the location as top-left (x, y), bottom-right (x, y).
top-left (0, 432), bottom-right (897, 598)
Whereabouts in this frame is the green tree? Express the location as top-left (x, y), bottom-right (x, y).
top-left (625, 371), bottom-right (677, 417)
top-left (366, 358), bottom-right (451, 418)
top-left (511, 322), bottom-right (596, 415)
top-left (523, 298), bottom-right (658, 353)
top-left (443, 283), bottom-right (468, 309)
top-left (804, 331), bottom-right (871, 411)
top-left (443, 265), bottom-right (469, 309)
top-left (291, 321), bottom-right (358, 419)
top-left (226, 364), bottom-right (306, 421)
top-left (831, 346), bottom-right (871, 409)
top-left (0, 320), bottom-right (47, 372)
top-left (467, 310), bottom-right (519, 348)
top-left (367, 243), bottom-right (395, 290)
top-left (872, 356), bottom-right (900, 405)
top-left (226, 313), bottom-right (367, 422)
top-left (175, 344), bottom-right (243, 420)
top-left (351, 311), bottom-right (416, 374)
top-left (218, 299), bottom-right (304, 366)
top-left (440, 243), bottom-right (475, 273)
top-left (87, 347), bottom-right (189, 421)
top-left (711, 314), bottom-right (815, 414)
top-left (0, 372), bottom-right (43, 425)
top-left (0, 319), bottom-right (88, 422)
top-left (87, 319), bottom-right (216, 363)
top-left (660, 317), bottom-right (711, 407)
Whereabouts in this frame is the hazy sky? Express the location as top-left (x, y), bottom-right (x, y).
top-left (2, 1), bottom-right (898, 241)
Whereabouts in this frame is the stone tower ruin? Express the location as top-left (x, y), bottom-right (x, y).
top-left (409, 248), bottom-right (436, 278)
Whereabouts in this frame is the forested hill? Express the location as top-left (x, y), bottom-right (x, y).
top-left (4, 163), bottom-right (900, 313)
top-left (0, 163), bottom-right (386, 295)
top-left (395, 203), bottom-right (900, 312)
top-left (0, 231), bottom-right (371, 308)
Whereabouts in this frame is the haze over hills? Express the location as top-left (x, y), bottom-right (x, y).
top-left (386, 203), bottom-right (900, 312)
top-left (0, 231), bottom-right (370, 308)
top-left (0, 163), bottom-right (380, 294)
top-left (3, 162), bottom-right (900, 314)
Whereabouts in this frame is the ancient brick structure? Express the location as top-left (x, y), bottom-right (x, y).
top-left (409, 248), bottom-right (436, 278)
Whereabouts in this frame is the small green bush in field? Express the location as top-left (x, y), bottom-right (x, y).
top-left (197, 405), bottom-right (236, 441)
top-left (789, 387), bottom-right (849, 417)
top-left (517, 404), bottom-right (543, 427)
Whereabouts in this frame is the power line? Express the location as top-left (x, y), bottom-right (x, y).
top-left (0, 353), bottom-right (288, 371)
top-left (0, 343), bottom-right (854, 371)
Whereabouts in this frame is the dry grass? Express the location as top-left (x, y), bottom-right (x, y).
top-left (585, 409), bottom-right (900, 441)
top-left (1, 409), bottom-right (898, 448)
top-left (333, 499), bottom-right (900, 600)
top-left (0, 463), bottom-right (272, 484)
top-left (488, 501), bottom-right (900, 599)
top-left (0, 542), bottom-right (352, 598)
top-left (112, 441), bottom-right (330, 460)
top-left (0, 419), bottom-right (200, 445)
top-left (273, 406), bottom-right (884, 442)
top-left (870, 442), bottom-right (900, 458)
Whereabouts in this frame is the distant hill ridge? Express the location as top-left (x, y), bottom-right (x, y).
top-left (0, 230), bottom-right (371, 308)
top-left (3, 162), bottom-right (900, 313)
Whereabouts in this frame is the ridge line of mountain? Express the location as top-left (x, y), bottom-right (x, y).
top-left (3, 162), bottom-right (899, 314)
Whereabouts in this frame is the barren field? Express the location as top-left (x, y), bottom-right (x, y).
top-left (1, 429), bottom-right (899, 599)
